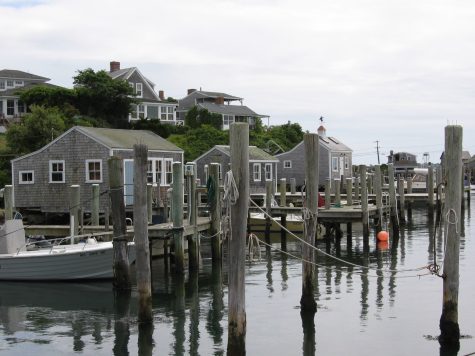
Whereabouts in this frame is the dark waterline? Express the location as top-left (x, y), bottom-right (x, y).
top-left (1, 198), bottom-right (475, 355)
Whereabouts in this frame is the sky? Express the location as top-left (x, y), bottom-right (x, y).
top-left (1, 0), bottom-right (475, 164)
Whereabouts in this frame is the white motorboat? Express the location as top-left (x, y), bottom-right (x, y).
top-left (0, 219), bottom-right (135, 281)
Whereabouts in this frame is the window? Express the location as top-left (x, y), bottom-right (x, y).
top-left (147, 158), bottom-right (162, 184)
top-left (86, 160), bottom-right (102, 183)
top-left (223, 114), bottom-right (234, 129)
top-left (0, 81), bottom-right (5, 90)
top-left (165, 159), bottom-right (173, 185)
top-left (49, 160), bottom-right (65, 183)
top-left (332, 157), bottom-right (338, 172)
top-left (344, 156), bottom-right (349, 170)
top-left (284, 160), bottom-right (292, 169)
top-left (14, 80), bottom-right (23, 86)
top-left (265, 163), bottom-right (272, 181)
top-left (160, 106), bottom-right (174, 120)
top-left (204, 165), bottom-right (209, 182)
top-left (6, 80), bottom-right (13, 88)
top-left (136, 83), bottom-right (143, 97)
top-left (138, 105), bottom-right (145, 119)
top-left (167, 106), bottom-right (174, 120)
top-left (253, 163), bottom-right (261, 181)
top-left (147, 106), bottom-right (159, 119)
top-left (7, 100), bottom-right (14, 116)
top-left (19, 170), bottom-right (34, 184)
top-left (218, 164), bottom-right (222, 180)
top-left (18, 101), bottom-right (25, 113)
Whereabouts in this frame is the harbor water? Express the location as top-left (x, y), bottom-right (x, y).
top-left (1, 197), bottom-right (475, 355)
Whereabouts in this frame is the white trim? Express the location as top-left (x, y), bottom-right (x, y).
top-left (85, 159), bottom-right (103, 183)
top-left (283, 160), bottom-right (292, 169)
top-left (125, 68), bottom-right (160, 101)
top-left (49, 160), bottom-right (65, 183)
top-left (265, 163), bottom-right (272, 181)
top-left (19, 170), bottom-right (34, 184)
top-left (332, 156), bottom-right (339, 172)
top-left (111, 148), bottom-right (183, 154)
top-left (136, 83), bottom-right (143, 98)
top-left (253, 163), bottom-right (261, 181)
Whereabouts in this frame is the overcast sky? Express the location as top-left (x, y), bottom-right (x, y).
top-left (2, 0), bottom-right (474, 164)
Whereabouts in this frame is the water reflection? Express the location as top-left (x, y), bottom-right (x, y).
top-left (207, 262), bottom-right (224, 353)
top-left (113, 290), bottom-right (131, 356)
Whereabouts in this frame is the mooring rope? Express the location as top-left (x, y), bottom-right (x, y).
top-left (249, 198), bottom-right (430, 275)
top-left (247, 233), bottom-right (262, 262)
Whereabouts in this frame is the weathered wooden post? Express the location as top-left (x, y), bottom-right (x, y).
top-left (279, 178), bottom-right (287, 248)
top-left (368, 174), bottom-right (373, 195)
top-left (359, 165), bottom-right (370, 247)
top-left (407, 175), bottom-right (413, 219)
top-left (108, 157), bottom-right (132, 290)
top-left (346, 178), bottom-right (353, 206)
top-left (407, 175), bottom-right (413, 194)
top-left (265, 180), bottom-right (273, 242)
top-left (290, 178), bottom-right (297, 194)
top-left (188, 165), bottom-right (199, 271)
top-left (172, 162), bottom-right (185, 273)
top-left (300, 133), bottom-right (319, 314)
top-left (91, 184), bottom-right (100, 226)
top-left (428, 164), bottom-right (435, 212)
top-left (325, 179), bottom-right (331, 209)
top-left (374, 165), bottom-right (383, 231)
top-left (209, 163), bottom-right (222, 263)
top-left (133, 145), bottom-right (152, 322)
top-left (398, 177), bottom-right (406, 222)
top-left (69, 185), bottom-right (80, 238)
top-left (227, 123), bottom-right (249, 354)
top-left (439, 125), bottom-right (463, 348)
top-left (4, 185), bottom-right (13, 220)
top-left (147, 184), bottom-right (153, 224)
top-left (279, 178), bottom-right (287, 207)
top-left (334, 178), bottom-right (341, 206)
top-left (436, 168), bottom-right (443, 214)
top-left (354, 174), bottom-right (360, 201)
top-left (388, 164), bottom-right (399, 236)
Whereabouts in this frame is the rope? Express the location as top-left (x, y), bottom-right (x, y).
top-left (247, 233), bottom-right (262, 262)
top-left (249, 198), bottom-right (430, 275)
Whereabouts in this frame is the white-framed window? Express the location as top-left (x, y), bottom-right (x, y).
top-left (0, 81), bottom-right (5, 90)
top-left (204, 165), bottom-right (209, 182)
top-left (49, 160), bottom-right (65, 183)
top-left (19, 170), bottom-right (34, 184)
top-left (147, 158), bottom-right (161, 184)
top-left (14, 80), bottom-right (23, 86)
top-left (136, 83), bottom-right (143, 98)
top-left (6, 80), bottom-right (13, 88)
top-left (165, 159), bottom-right (173, 185)
top-left (332, 157), bottom-right (339, 172)
top-left (223, 115), bottom-right (235, 129)
top-left (253, 163), bottom-right (261, 181)
top-left (7, 100), bottom-right (14, 116)
top-left (218, 164), bottom-right (222, 180)
top-left (284, 160), bottom-right (292, 169)
top-left (137, 105), bottom-right (145, 119)
top-left (85, 159), bottom-right (102, 183)
top-left (265, 163), bottom-right (272, 181)
top-left (167, 106), bottom-right (174, 120)
top-left (344, 156), bottom-right (349, 170)
top-left (147, 105), bottom-right (159, 119)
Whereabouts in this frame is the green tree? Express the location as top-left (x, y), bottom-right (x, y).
top-left (130, 118), bottom-right (187, 138)
top-left (19, 85), bottom-right (77, 111)
top-left (73, 68), bottom-right (135, 128)
top-left (184, 107), bottom-right (222, 130)
top-left (6, 106), bottom-right (66, 154)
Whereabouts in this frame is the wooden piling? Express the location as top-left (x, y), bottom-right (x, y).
top-left (69, 185), bottom-right (80, 237)
top-left (172, 162), bottom-right (185, 273)
top-left (368, 174), bottom-right (373, 195)
top-left (388, 164), bottom-right (399, 236)
top-left (428, 164), bottom-right (435, 210)
top-left (91, 184), bottom-right (100, 226)
top-left (133, 145), bottom-right (152, 322)
top-left (439, 125), bottom-right (463, 347)
top-left (279, 178), bottom-right (287, 248)
top-left (407, 176), bottom-right (413, 194)
top-left (334, 178), bottom-right (341, 206)
top-left (4, 185), bottom-right (13, 220)
top-left (354, 174), bottom-right (360, 201)
top-left (359, 165), bottom-right (370, 246)
top-left (265, 180), bottom-right (273, 242)
top-left (325, 179), bottom-right (331, 209)
top-left (290, 178), bottom-right (297, 194)
top-left (346, 178), bottom-right (353, 206)
top-left (188, 170), bottom-right (199, 271)
top-left (209, 163), bottom-right (222, 263)
top-left (147, 184), bottom-right (153, 224)
top-left (227, 123), bottom-right (249, 354)
top-left (279, 178), bottom-right (287, 207)
top-left (398, 177), bottom-right (406, 222)
top-left (108, 157), bottom-right (132, 290)
top-left (300, 133), bottom-right (319, 314)
top-left (374, 165), bottom-right (383, 231)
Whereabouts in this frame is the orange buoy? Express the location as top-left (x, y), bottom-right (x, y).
top-left (377, 230), bottom-right (389, 242)
top-left (377, 240), bottom-right (389, 250)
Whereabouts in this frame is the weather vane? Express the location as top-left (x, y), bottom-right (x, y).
top-left (319, 116), bottom-right (324, 123)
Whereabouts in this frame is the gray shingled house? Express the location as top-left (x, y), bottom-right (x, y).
top-left (193, 145), bottom-right (278, 193)
top-left (276, 125), bottom-right (352, 188)
top-left (177, 89), bottom-right (268, 130)
top-left (11, 126), bottom-right (183, 215)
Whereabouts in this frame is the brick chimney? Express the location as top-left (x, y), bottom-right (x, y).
top-left (110, 61), bottom-right (120, 72)
top-left (187, 88), bottom-right (197, 95)
top-left (159, 90), bottom-right (165, 100)
top-left (215, 96), bottom-right (224, 105)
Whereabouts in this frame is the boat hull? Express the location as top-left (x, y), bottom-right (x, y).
top-left (0, 242), bottom-right (135, 281)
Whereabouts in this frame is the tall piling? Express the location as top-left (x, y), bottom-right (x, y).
top-left (91, 184), bottom-right (100, 226)
top-left (374, 165), bottom-right (383, 231)
top-left (4, 185), bottom-right (13, 220)
top-left (325, 179), bottom-right (331, 209)
top-left (147, 184), bottom-right (153, 224)
top-left (439, 125), bottom-right (463, 348)
top-left (290, 178), bottom-right (297, 194)
top-left (279, 178), bottom-right (287, 207)
top-left (334, 179), bottom-right (341, 206)
top-left (279, 178), bottom-right (287, 248)
top-left (354, 174), bottom-right (360, 201)
top-left (69, 185), bottom-right (80, 237)
top-left (388, 164), bottom-right (399, 236)
top-left (359, 165), bottom-right (370, 248)
top-left (227, 123), bottom-right (249, 355)
top-left (209, 163), bottom-right (222, 263)
top-left (133, 144), bottom-right (152, 322)
top-left (300, 133), bottom-right (319, 314)
top-left (398, 177), bottom-right (406, 222)
top-left (346, 178), bottom-right (353, 206)
top-left (172, 162), bottom-right (185, 273)
top-left (428, 164), bottom-right (435, 216)
top-left (188, 166), bottom-right (199, 271)
top-left (108, 157), bottom-right (132, 290)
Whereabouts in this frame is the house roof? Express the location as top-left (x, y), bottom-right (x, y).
top-left (276, 136), bottom-right (352, 157)
top-left (197, 102), bottom-right (264, 117)
top-left (12, 126), bottom-right (182, 163)
top-left (196, 91), bottom-right (242, 100)
top-left (107, 67), bottom-right (156, 87)
top-left (194, 145), bottom-right (278, 163)
top-left (0, 69), bottom-right (49, 81)
top-left (76, 126), bottom-right (182, 152)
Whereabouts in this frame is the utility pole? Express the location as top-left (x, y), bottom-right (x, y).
top-left (375, 140), bottom-right (381, 165)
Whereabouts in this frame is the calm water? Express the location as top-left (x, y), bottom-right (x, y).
top-left (1, 197), bottom-right (475, 355)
